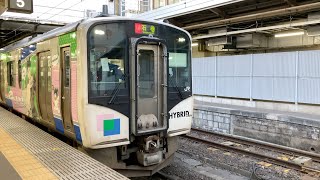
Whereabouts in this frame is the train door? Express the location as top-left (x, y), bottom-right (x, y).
top-left (135, 43), bottom-right (167, 134)
top-left (61, 47), bottom-right (73, 131)
top-left (38, 52), bottom-right (54, 124)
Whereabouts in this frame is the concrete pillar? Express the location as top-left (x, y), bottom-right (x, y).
top-left (114, 0), bottom-right (120, 16)
top-left (0, 0), bottom-right (6, 15)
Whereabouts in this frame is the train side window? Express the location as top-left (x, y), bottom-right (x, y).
top-left (18, 61), bottom-right (22, 88)
top-left (47, 54), bottom-right (52, 92)
top-left (64, 51), bottom-right (70, 87)
top-left (21, 44), bottom-right (36, 60)
top-left (7, 61), bottom-right (16, 87)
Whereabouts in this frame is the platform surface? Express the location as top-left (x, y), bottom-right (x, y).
top-left (0, 107), bottom-right (129, 180)
top-left (0, 152), bottom-right (21, 180)
top-left (195, 100), bottom-right (320, 123)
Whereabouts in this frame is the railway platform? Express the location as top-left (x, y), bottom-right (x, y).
top-left (0, 107), bottom-right (128, 180)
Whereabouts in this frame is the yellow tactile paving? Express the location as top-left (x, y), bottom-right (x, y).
top-left (0, 128), bottom-right (58, 180)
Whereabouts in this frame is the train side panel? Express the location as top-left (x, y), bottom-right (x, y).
top-left (4, 49), bottom-right (26, 114)
top-left (0, 53), bottom-right (9, 104)
top-left (167, 96), bottom-right (193, 137)
top-left (0, 32), bottom-right (84, 144)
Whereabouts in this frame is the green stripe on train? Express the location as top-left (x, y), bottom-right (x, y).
top-left (58, 32), bottom-right (77, 58)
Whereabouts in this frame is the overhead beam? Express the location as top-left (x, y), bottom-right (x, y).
top-left (227, 0), bottom-right (283, 16)
top-left (1, 32), bottom-right (36, 48)
top-left (184, 2), bottom-right (320, 30)
top-left (0, 16), bottom-right (65, 26)
top-left (284, 0), bottom-right (297, 7)
top-left (209, 8), bottom-right (227, 18)
top-left (135, 0), bottom-right (246, 20)
top-left (167, 19), bottom-right (184, 27)
top-left (192, 19), bottom-right (320, 40)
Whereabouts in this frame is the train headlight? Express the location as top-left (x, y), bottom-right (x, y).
top-left (94, 30), bottom-right (105, 35)
top-left (178, 37), bottom-right (185, 43)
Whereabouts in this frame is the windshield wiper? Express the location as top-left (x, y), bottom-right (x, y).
top-left (169, 77), bottom-right (183, 100)
top-left (108, 74), bottom-right (127, 104)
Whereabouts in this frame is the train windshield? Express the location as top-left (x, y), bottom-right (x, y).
top-left (88, 23), bottom-right (129, 113)
top-left (164, 29), bottom-right (191, 96)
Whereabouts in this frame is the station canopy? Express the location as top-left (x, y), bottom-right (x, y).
top-left (0, 0), bottom-right (106, 48)
top-left (136, 0), bottom-right (320, 41)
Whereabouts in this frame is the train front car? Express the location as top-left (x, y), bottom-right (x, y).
top-left (77, 18), bottom-right (193, 177)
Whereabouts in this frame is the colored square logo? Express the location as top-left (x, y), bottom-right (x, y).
top-left (103, 119), bottom-right (120, 136)
top-left (96, 114), bottom-right (121, 136)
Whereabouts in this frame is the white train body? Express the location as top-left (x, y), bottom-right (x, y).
top-left (0, 17), bottom-right (193, 176)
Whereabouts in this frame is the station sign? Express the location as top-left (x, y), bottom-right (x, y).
top-left (7, 0), bottom-right (33, 14)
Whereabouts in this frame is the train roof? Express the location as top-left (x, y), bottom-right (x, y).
top-left (1, 17), bottom-right (191, 53)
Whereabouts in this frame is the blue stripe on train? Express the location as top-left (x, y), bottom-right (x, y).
top-left (74, 125), bottom-right (82, 143)
top-left (52, 118), bottom-right (82, 143)
top-left (54, 118), bottom-right (64, 134)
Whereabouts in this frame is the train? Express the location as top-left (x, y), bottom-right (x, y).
top-left (0, 17), bottom-right (193, 177)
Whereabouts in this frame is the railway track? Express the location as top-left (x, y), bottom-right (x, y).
top-left (184, 128), bottom-right (320, 177)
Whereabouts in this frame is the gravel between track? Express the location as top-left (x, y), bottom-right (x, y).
top-left (133, 134), bottom-right (319, 180)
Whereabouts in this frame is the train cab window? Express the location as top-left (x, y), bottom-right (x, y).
top-left (169, 52), bottom-right (190, 88)
top-left (159, 27), bottom-right (192, 110)
top-left (165, 33), bottom-right (191, 93)
top-left (88, 23), bottom-right (127, 101)
top-left (7, 61), bottom-right (16, 87)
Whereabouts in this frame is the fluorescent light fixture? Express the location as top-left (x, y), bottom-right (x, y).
top-left (274, 30), bottom-right (305, 38)
top-left (94, 30), bottom-right (105, 35)
top-left (191, 43), bottom-right (198, 47)
top-left (178, 37), bottom-right (185, 42)
top-left (0, 48), bottom-right (4, 51)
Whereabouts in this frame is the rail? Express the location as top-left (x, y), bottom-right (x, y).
top-left (183, 128), bottom-right (320, 177)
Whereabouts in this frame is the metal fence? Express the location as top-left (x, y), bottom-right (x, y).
top-left (192, 50), bottom-right (320, 104)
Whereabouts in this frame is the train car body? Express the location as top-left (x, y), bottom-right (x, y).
top-left (0, 17), bottom-right (193, 177)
